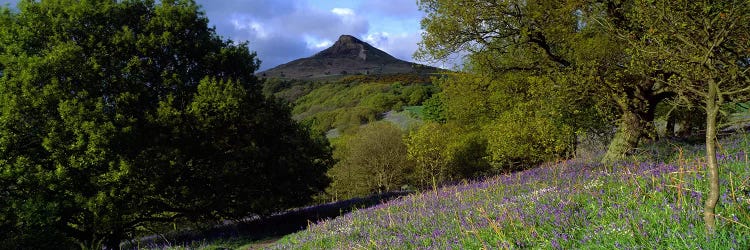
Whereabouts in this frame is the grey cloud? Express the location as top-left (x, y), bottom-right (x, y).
top-left (197, 1), bottom-right (371, 70)
top-left (364, 32), bottom-right (419, 61)
top-left (197, 0), bottom-right (296, 19)
top-left (281, 7), bottom-right (368, 40)
top-left (250, 34), bottom-right (314, 71)
top-left (0, 0), bottom-right (425, 71)
top-left (360, 0), bottom-right (423, 18)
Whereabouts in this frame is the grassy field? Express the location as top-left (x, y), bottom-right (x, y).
top-left (266, 133), bottom-right (750, 249)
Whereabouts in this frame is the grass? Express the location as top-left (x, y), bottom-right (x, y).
top-left (140, 236), bottom-right (259, 250)
top-left (267, 133), bottom-right (750, 249)
top-left (126, 192), bottom-right (413, 249)
top-left (382, 108), bottom-right (424, 131)
top-left (403, 106), bottom-right (425, 119)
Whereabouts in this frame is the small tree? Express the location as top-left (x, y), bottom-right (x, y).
top-left (405, 121), bottom-right (490, 190)
top-left (327, 122), bottom-right (414, 199)
top-left (406, 122), bottom-right (451, 190)
top-left (624, 0), bottom-right (750, 231)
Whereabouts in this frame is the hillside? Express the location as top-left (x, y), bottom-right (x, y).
top-left (268, 133), bottom-right (750, 249)
top-left (258, 35), bottom-right (441, 80)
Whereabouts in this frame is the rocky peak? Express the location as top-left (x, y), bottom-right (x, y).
top-left (258, 34), bottom-right (440, 80)
top-left (313, 35), bottom-right (394, 62)
top-left (336, 34), bottom-right (360, 44)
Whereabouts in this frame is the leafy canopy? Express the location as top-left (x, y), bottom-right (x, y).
top-left (0, 0), bottom-right (331, 248)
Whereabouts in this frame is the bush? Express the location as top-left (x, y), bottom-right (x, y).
top-left (406, 122), bottom-right (490, 189)
top-left (483, 109), bottom-right (574, 171)
top-left (326, 122), bottom-right (415, 199)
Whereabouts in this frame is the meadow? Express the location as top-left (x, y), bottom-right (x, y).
top-left (267, 133), bottom-right (750, 249)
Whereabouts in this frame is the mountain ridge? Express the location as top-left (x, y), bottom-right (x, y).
top-left (258, 35), bottom-right (440, 80)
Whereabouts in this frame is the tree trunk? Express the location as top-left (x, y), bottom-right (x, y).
top-left (602, 109), bottom-right (645, 164)
top-left (601, 84), bottom-right (666, 164)
top-left (703, 80), bottom-right (721, 233)
top-left (666, 113), bottom-right (676, 137)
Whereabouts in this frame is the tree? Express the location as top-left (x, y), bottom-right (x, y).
top-left (406, 122), bottom-right (452, 190)
top-left (430, 71), bottom-right (580, 171)
top-left (0, 0), bottom-right (331, 248)
top-left (405, 121), bottom-right (490, 190)
top-left (415, 0), bottom-right (674, 163)
top-left (326, 122), bottom-right (414, 199)
top-left (422, 92), bottom-right (447, 122)
top-left (621, 0), bottom-right (750, 232)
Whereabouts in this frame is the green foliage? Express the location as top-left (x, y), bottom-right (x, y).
top-left (262, 78), bottom-right (325, 103)
top-left (326, 122), bottom-right (414, 200)
top-left (0, 1), bottom-right (331, 248)
top-left (406, 122), bottom-right (490, 189)
top-left (621, 0), bottom-right (750, 230)
top-left (292, 79), bottom-right (436, 134)
top-left (416, 72), bottom-right (581, 172)
top-left (271, 134), bottom-right (750, 249)
top-left (421, 93), bottom-right (446, 122)
top-left (483, 109), bottom-right (574, 171)
top-left (417, 0), bottom-right (675, 163)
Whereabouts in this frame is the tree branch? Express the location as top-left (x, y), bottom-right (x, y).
top-left (722, 84), bottom-right (750, 96)
top-left (527, 33), bottom-right (571, 67)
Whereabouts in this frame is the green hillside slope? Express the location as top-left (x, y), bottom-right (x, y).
top-left (271, 133), bottom-right (750, 249)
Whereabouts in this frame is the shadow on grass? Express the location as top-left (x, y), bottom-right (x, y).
top-left (123, 191), bottom-right (413, 249)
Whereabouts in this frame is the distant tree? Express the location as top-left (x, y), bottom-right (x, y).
top-left (327, 122), bottom-right (414, 199)
top-left (0, 1), bottom-right (331, 248)
top-left (621, 0), bottom-right (750, 232)
top-left (422, 93), bottom-right (447, 122)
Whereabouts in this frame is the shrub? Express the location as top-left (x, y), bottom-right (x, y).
top-left (326, 122), bottom-right (415, 199)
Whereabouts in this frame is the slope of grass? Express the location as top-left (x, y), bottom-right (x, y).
top-left (125, 192), bottom-right (413, 249)
top-left (269, 133), bottom-right (750, 249)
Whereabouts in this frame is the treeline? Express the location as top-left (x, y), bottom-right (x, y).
top-left (265, 74), bottom-right (435, 134)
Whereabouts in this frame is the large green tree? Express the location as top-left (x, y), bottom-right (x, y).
top-left (621, 0), bottom-right (750, 232)
top-left (416, 0), bottom-right (674, 163)
top-left (426, 72), bottom-right (581, 171)
top-left (0, 0), bottom-right (331, 248)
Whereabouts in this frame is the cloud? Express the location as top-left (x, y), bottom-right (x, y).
top-left (331, 7), bottom-right (354, 17)
top-left (251, 34), bottom-right (311, 70)
top-left (1, 0), bottom-right (434, 71)
top-left (360, 0), bottom-right (423, 18)
top-left (308, 39), bottom-right (333, 50)
top-left (364, 32), bottom-right (420, 62)
top-left (196, 0), bottom-right (375, 71)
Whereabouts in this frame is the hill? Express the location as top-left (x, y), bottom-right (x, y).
top-left (268, 133), bottom-right (750, 249)
top-left (258, 35), bottom-right (440, 80)
top-left (133, 132), bottom-right (750, 249)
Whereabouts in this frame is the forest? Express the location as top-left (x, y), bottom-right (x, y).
top-left (1, 0), bottom-right (749, 249)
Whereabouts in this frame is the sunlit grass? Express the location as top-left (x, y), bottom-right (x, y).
top-left (270, 133), bottom-right (750, 249)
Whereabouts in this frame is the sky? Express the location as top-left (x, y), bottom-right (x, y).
top-left (0, 0), bottom-right (437, 71)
